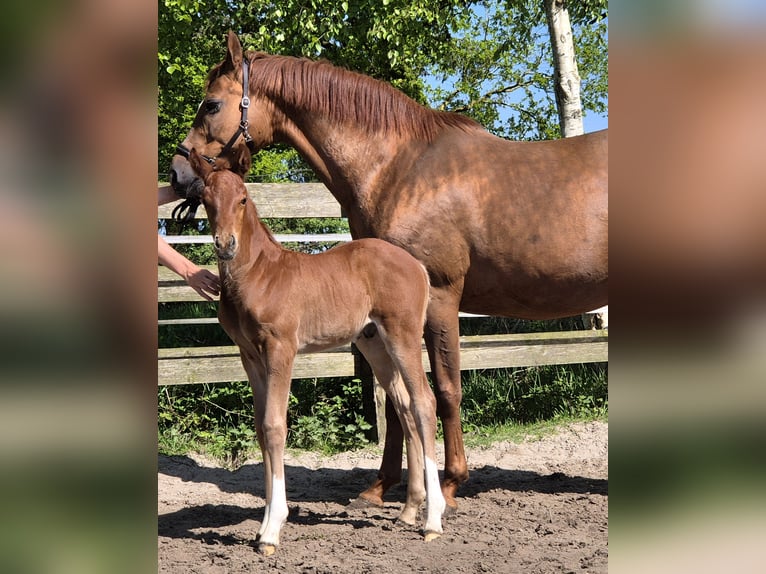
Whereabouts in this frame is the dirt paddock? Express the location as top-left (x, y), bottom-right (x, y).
top-left (158, 421), bottom-right (607, 573)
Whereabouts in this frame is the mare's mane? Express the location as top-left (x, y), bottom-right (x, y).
top-left (207, 52), bottom-right (480, 142)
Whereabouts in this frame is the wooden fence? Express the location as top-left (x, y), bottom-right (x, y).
top-left (158, 182), bottom-right (608, 439)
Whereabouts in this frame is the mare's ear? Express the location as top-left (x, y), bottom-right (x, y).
top-left (223, 30), bottom-right (243, 72)
top-left (189, 148), bottom-right (214, 181)
top-left (234, 144), bottom-right (252, 177)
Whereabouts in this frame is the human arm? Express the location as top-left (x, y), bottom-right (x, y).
top-left (158, 235), bottom-right (220, 301)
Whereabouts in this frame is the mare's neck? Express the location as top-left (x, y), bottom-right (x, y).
top-left (275, 112), bottom-right (411, 218)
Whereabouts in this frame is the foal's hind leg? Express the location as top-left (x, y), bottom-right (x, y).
top-left (352, 332), bottom-right (426, 524)
top-left (424, 288), bottom-right (468, 514)
top-left (384, 328), bottom-right (445, 540)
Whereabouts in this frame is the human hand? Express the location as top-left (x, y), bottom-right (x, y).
top-left (184, 267), bottom-right (221, 302)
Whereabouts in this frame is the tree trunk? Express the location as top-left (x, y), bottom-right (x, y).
top-left (544, 0), bottom-right (583, 137)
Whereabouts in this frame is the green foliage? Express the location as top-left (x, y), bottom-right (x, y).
top-left (459, 363), bottom-right (607, 436)
top-left (425, 0), bottom-right (608, 139)
top-left (158, 378), bottom-right (374, 463)
top-left (158, 362), bottom-right (606, 464)
top-left (288, 379), bottom-right (373, 453)
top-left (158, 381), bottom-right (257, 466)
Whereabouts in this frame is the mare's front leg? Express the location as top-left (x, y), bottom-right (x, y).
top-left (244, 345), bottom-right (295, 556)
top-left (424, 287), bottom-right (467, 514)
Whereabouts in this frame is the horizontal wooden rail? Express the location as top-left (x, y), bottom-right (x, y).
top-left (158, 330), bottom-right (608, 386)
top-left (158, 182), bottom-right (342, 219)
top-left (164, 233), bottom-right (352, 245)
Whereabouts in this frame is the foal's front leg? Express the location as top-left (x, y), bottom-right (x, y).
top-left (245, 348), bottom-right (294, 556)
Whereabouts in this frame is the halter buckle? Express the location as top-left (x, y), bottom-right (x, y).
top-left (241, 96), bottom-right (250, 108)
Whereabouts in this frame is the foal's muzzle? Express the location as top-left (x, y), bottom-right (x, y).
top-left (214, 235), bottom-right (237, 260)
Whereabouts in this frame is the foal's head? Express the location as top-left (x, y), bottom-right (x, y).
top-left (189, 146), bottom-right (252, 261)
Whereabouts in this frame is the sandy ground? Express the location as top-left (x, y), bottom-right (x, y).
top-left (158, 421), bottom-right (607, 573)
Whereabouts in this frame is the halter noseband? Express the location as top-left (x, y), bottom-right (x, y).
top-left (175, 58), bottom-right (256, 165)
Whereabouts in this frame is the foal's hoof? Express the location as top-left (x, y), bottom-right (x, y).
top-left (258, 543), bottom-right (277, 557)
top-left (424, 530), bottom-right (442, 543)
top-left (347, 496), bottom-right (383, 510)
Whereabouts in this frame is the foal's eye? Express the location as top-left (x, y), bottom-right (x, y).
top-left (240, 197), bottom-right (247, 205)
top-left (205, 100), bottom-right (221, 114)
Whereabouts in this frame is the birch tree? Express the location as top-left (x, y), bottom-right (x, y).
top-left (544, 0), bottom-right (583, 136)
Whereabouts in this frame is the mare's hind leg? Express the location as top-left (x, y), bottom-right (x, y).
top-left (352, 331), bottom-right (426, 524)
top-left (349, 397), bottom-right (404, 508)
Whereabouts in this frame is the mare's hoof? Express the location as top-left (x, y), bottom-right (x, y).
top-left (258, 543), bottom-right (277, 557)
top-left (347, 496), bottom-right (383, 510)
top-left (443, 504), bottom-right (458, 518)
top-left (424, 530), bottom-right (442, 542)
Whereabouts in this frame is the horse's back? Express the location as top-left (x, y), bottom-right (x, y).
top-left (330, 238), bottom-right (429, 311)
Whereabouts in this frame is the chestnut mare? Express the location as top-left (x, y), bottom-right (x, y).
top-left (186, 147), bottom-right (445, 554)
top-left (170, 32), bottom-right (608, 512)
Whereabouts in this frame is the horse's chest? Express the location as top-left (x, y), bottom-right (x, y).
top-left (218, 299), bottom-right (274, 347)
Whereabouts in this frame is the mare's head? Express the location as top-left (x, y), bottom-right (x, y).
top-left (188, 146), bottom-right (253, 261)
top-left (170, 30), bottom-right (272, 198)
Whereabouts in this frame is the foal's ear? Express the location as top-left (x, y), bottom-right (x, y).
top-left (189, 148), bottom-right (214, 181)
top-left (223, 30), bottom-right (243, 72)
top-left (234, 144), bottom-right (252, 177)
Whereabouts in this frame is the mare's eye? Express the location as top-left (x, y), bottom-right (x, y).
top-left (205, 100), bottom-right (221, 114)
top-left (240, 197), bottom-right (247, 205)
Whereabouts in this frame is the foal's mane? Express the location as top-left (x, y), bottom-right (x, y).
top-left (207, 52), bottom-right (480, 142)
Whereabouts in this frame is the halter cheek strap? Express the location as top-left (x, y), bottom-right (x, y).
top-left (176, 58), bottom-right (256, 165)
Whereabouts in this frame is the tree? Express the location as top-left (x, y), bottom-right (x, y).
top-left (545, 0), bottom-right (583, 136)
top-left (425, 0), bottom-right (607, 140)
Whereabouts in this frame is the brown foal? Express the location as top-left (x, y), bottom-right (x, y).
top-left (187, 147), bottom-right (445, 555)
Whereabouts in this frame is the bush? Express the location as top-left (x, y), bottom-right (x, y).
top-left (158, 377), bottom-right (373, 462)
top-left (288, 379), bottom-right (372, 452)
top-left (459, 363), bottom-right (608, 435)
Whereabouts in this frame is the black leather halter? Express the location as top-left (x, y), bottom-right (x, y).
top-left (175, 58), bottom-right (256, 164)
top-left (172, 59), bottom-right (256, 222)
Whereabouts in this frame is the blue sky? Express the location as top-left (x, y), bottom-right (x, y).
top-left (584, 111), bottom-right (608, 133)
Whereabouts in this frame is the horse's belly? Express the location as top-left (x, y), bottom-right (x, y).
top-left (296, 313), bottom-right (370, 354)
top-left (460, 271), bottom-right (607, 320)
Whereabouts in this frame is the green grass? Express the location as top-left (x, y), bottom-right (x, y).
top-left (462, 412), bottom-right (608, 449)
top-left (158, 361), bottom-right (607, 466)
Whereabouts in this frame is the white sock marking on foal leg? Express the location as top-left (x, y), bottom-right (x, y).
top-left (260, 475), bottom-right (288, 548)
top-left (424, 456), bottom-right (445, 539)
